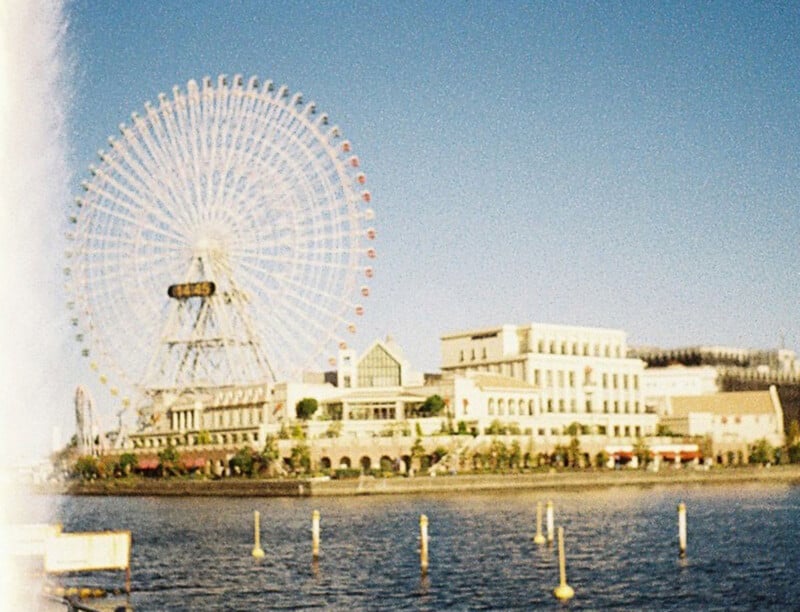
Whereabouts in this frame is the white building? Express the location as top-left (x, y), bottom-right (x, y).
top-left (441, 323), bottom-right (658, 438)
top-left (641, 365), bottom-right (719, 415)
top-left (659, 387), bottom-right (785, 454)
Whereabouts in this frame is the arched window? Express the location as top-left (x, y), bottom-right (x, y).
top-left (498, 399), bottom-right (505, 416)
top-left (488, 398), bottom-right (495, 416)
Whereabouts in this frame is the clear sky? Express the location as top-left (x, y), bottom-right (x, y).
top-left (3, 1), bottom-right (800, 460)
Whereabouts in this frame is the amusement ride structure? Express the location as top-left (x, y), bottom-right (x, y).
top-left (65, 74), bottom-right (375, 441)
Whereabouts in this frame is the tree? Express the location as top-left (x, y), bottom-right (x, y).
top-left (410, 438), bottom-right (425, 470)
top-left (117, 452), bottom-right (137, 475)
top-left (567, 435), bottom-right (582, 468)
top-left (230, 447), bottom-right (256, 476)
top-left (296, 397), bottom-right (319, 420)
top-left (633, 437), bottom-right (650, 468)
top-left (158, 445), bottom-right (181, 477)
top-left (420, 394), bottom-right (446, 417)
top-left (509, 440), bottom-right (522, 470)
top-left (749, 438), bottom-right (774, 465)
top-left (261, 435), bottom-right (280, 468)
top-left (290, 442), bottom-right (311, 474)
top-left (73, 455), bottom-right (100, 480)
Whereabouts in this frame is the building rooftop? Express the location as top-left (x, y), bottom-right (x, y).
top-left (669, 390), bottom-right (777, 417)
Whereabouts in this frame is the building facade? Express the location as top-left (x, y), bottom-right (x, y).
top-left (658, 387), bottom-right (785, 459)
top-left (441, 323), bottom-right (658, 438)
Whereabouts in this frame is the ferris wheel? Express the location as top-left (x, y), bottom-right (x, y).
top-left (66, 74), bottom-right (376, 406)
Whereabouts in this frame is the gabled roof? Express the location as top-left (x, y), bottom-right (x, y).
top-left (669, 391), bottom-right (777, 417)
top-left (359, 337), bottom-right (404, 367)
top-left (468, 372), bottom-right (537, 391)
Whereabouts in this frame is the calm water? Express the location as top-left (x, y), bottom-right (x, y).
top-left (15, 483), bottom-right (800, 610)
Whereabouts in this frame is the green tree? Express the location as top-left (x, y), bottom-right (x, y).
top-left (749, 438), bottom-right (775, 465)
top-left (296, 397), bottom-right (319, 420)
top-left (420, 394), bottom-right (446, 417)
top-left (261, 435), bottom-right (280, 467)
top-left (509, 440), bottom-right (522, 470)
top-left (489, 439), bottom-right (508, 471)
top-left (197, 430), bottom-right (212, 445)
top-left (157, 445), bottom-right (181, 477)
top-left (117, 452), bottom-right (137, 475)
top-left (567, 435), bottom-right (582, 468)
top-left (410, 438), bottom-right (425, 469)
top-left (325, 421), bottom-right (342, 438)
top-left (633, 437), bottom-right (650, 468)
top-left (230, 447), bottom-right (256, 476)
top-left (73, 455), bottom-right (100, 480)
top-left (290, 442), bottom-right (311, 474)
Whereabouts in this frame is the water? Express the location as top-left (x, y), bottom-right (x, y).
top-left (16, 483), bottom-right (800, 610)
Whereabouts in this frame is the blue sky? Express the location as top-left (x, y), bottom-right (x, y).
top-left (16, 1), bottom-right (800, 453)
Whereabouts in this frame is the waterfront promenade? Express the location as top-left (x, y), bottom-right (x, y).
top-left (61, 465), bottom-right (800, 497)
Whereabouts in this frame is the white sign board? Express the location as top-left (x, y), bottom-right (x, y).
top-left (9, 523), bottom-right (62, 556)
top-left (44, 531), bottom-right (131, 573)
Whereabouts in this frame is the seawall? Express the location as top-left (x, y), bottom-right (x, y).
top-left (59, 465), bottom-right (800, 498)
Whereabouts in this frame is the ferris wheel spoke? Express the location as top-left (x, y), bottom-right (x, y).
top-left (102, 137), bottom-right (195, 231)
top-left (89, 168), bottom-right (191, 240)
top-left (141, 108), bottom-right (202, 228)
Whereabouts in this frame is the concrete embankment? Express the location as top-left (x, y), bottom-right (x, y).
top-left (60, 466), bottom-right (800, 497)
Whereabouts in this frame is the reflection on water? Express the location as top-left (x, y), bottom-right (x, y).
top-left (15, 484), bottom-right (800, 610)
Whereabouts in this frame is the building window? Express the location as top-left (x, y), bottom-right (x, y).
top-left (482, 347), bottom-right (487, 359)
top-left (343, 375), bottom-right (351, 388)
top-left (603, 400), bottom-right (609, 413)
top-left (470, 348), bottom-right (476, 361)
top-left (459, 350), bottom-right (464, 362)
top-left (509, 401), bottom-right (515, 416)
top-left (558, 399), bottom-right (565, 413)
top-left (569, 371), bottom-right (575, 387)
top-left (498, 399), bottom-right (505, 416)
top-left (358, 345), bottom-right (401, 387)
top-left (547, 399), bottom-right (553, 413)
top-left (488, 398), bottom-right (495, 416)
top-left (585, 400), bottom-right (592, 413)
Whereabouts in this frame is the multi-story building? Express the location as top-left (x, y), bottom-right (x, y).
top-left (658, 387), bottom-right (785, 460)
top-left (440, 323), bottom-right (658, 438)
top-left (634, 345), bottom-right (800, 428)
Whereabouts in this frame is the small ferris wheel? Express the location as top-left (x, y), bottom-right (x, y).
top-left (65, 74), bottom-right (376, 407)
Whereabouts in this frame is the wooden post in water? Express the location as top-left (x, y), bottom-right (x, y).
top-left (252, 511), bottom-right (265, 558)
top-left (546, 500), bottom-right (555, 545)
top-left (533, 501), bottom-right (546, 544)
top-left (553, 527), bottom-right (575, 601)
top-left (419, 514), bottom-right (429, 574)
top-left (312, 510), bottom-right (320, 560)
top-left (677, 502), bottom-right (687, 558)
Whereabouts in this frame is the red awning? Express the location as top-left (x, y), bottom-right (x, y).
top-left (137, 459), bottom-right (159, 470)
top-left (182, 457), bottom-right (207, 469)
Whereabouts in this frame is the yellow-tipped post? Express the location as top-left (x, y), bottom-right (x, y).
top-left (420, 514), bottom-right (429, 574)
top-left (553, 527), bottom-right (575, 601)
top-left (678, 502), bottom-right (687, 558)
top-left (546, 500), bottom-right (555, 545)
top-left (312, 510), bottom-right (320, 560)
top-left (533, 501), bottom-right (546, 545)
top-left (252, 510), bottom-right (265, 558)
